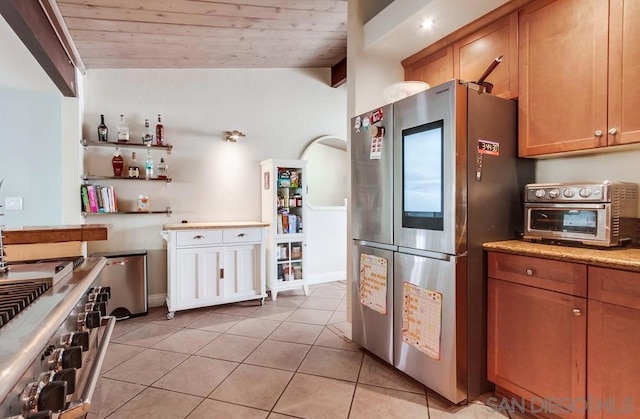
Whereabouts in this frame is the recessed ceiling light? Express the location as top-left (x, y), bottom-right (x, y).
top-left (420, 19), bottom-right (435, 29)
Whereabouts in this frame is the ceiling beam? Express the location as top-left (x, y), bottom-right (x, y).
top-left (331, 57), bottom-right (346, 88)
top-left (0, 0), bottom-right (76, 96)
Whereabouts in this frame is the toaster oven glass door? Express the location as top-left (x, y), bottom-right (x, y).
top-left (529, 208), bottom-right (598, 234)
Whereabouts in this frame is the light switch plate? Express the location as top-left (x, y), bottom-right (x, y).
top-left (5, 197), bottom-right (23, 210)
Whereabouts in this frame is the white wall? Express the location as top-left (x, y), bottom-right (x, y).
top-left (306, 205), bottom-right (347, 283)
top-left (0, 15), bottom-right (83, 228)
top-left (82, 68), bottom-right (347, 298)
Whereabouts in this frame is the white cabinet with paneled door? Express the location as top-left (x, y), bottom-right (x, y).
top-left (162, 222), bottom-right (268, 319)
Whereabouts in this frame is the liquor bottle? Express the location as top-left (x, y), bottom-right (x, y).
top-left (128, 152), bottom-right (140, 178)
top-left (142, 119), bottom-right (153, 145)
top-left (117, 114), bottom-right (130, 143)
top-left (112, 148), bottom-right (125, 177)
top-left (97, 114), bottom-right (108, 141)
top-left (144, 149), bottom-right (154, 179)
top-left (155, 114), bottom-right (164, 146)
top-left (157, 157), bottom-right (169, 180)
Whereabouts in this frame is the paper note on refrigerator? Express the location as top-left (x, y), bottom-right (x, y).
top-left (402, 282), bottom-right (442, 360)
top-left (369, 135), bottom-right (383, 159)
top-left (359, 254), bottom-right (387, 314)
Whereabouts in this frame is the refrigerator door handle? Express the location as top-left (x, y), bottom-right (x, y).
top-left (353, 240), bottom-right (398, 252)
top-left (397, 246), bottom-right (451, 261)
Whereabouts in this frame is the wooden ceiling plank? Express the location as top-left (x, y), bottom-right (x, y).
top-left (82, 57), bottom-right (338, 68)
top-left (58, 0), bottom-right (347, 13)
top-left (69, 30), bottom-right (346, 48)
top-left (64, 17), bottom-right (346, 39)
top-left (56, 4), bottom-right (346, 31)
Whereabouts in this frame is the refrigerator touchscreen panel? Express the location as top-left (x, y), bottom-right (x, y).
top-left (402, 120), bottom-right (444, 231)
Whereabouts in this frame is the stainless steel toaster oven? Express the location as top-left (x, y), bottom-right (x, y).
top-left (523, 181), bottom-right (638, 247)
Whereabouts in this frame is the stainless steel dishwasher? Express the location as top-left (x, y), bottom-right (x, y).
top-left (91, 250), bottom-right (148, 319)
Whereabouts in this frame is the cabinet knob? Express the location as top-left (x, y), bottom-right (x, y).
top-left (608, 128), bottom-right (618, 135)
top-left (525, 269), bottom-right (533, 276)
top-left (573, 308), bottom-right (581, 316)
top-left (193, 235), bottom-right (205, 240)
top-left (594, 130), bottom-right (603, 137)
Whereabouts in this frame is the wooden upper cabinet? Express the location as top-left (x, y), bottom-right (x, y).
top-left (403, 46), bottom-right (454, 88)
top-left (518, 0), bottom-right (609, 157)
top-left (453, 13), bottom-right (518, 99)
top-left (608, 0), bottom-right (640, 146)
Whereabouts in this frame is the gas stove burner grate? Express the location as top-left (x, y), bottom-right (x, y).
top-left (0, 280), bottom-right (50, 329)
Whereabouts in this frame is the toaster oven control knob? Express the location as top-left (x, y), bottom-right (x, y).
top-left (77, 310), bottom-right (101, 330)
top-left (61, 331), bottom-right (90, 352)
top-left (534, 189), bottom-right (545, 198)
top-left (563, 188), bottom-right (575, 198)
top-left (579, 187), bottom-right (592, 198)
top-left (548, 188), bottom-right (560, 198)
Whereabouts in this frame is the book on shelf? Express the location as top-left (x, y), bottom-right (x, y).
top-left (108, 186), bottom-right (118, 212)
top-left (95, 185), bottom-right (104, 212)
top-left (86, 185), bottom-right (99, 213)
top-left (101, 187), bottom-right (111, 212)
top-left (80, 185), bottom-right (90, 213)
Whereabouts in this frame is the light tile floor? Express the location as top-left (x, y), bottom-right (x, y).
top-left (91, 281), bottom-right (523, 418)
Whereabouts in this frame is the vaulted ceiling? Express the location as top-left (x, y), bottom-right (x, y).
top-left (53, 0), bottom-right (348, 70)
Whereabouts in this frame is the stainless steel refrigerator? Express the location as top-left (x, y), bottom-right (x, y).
top-left (351, 79), bottom-right (534, 404)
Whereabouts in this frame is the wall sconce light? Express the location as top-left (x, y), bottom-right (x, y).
top-left (225, 130), bottom-right (245, 142)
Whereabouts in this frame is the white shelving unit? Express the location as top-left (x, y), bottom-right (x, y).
top-left (260, 159), bottom-right (308, 301)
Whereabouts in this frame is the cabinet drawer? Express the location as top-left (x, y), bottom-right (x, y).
top-left (589, 266), bottom-right (640, 310)
top-left (222, 228), bottom-right (262, 244)
top-left (176, 230), bottom-right (222, 246)
top-left (488, 252), bottom-right (587, 297)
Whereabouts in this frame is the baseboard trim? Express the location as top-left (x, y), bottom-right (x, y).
top-left (307, 271), bottom-right (346, 285)
top-left (148, 293), bottom-right (166, 308)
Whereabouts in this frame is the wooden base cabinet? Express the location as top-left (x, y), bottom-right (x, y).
top-left (162, 225), bottom-right (267, 319)
top-left (487, 253), bottom-right (587, 418)
top-left (587, 267), bottom-right (640, 419)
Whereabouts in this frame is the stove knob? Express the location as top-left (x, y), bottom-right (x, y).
top-left (21, 381), bottom-right (67, 414)
top-left (579, 187), bottom-right (592, 198)
top-left (96, 301), bottom-right (107, 316)
top-left (53, 368), bottom-right (76, 395)
top-left (88, 291), bottom-right (109, 303)
top-left (77, 310), bottom-right (101, 330)
top-left (534, 189), bottom-right (545, 198)
top-left (548, 188), bottom-right (560, 198)
top-left (563, 188), bottom-right (575, 198)
top-left (61, 331), bottom-right (89, 351)
top-left (37, 381), bottom-right (66, 412)
top-left (39, 368), bottom-right (76, 395)
top-left (48, 346), bottom-right (82, 371)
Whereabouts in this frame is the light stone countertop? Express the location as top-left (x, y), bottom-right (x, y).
top-left (483, 240), bottom-right (640, 272)
top-left (162, 221), bottom-right (269, 230)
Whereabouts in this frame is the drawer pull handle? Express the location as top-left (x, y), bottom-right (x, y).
top-left (237, 233), bottom-right (247, 237)
top-left (573, 308), bottom-right (581, 316)
top-left (193, 235), bottom-right (205, 240)
top-left (525, 269), bottom-right (533, 276)
top-left (220, 268), bottom-right (224, 278)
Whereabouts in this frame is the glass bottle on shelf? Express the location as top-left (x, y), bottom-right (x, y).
top-left (112, 148), bottom-right (124, 177)
top-left (144, 149), bottom-right (154, 179)
top-left (128, 151), bottom-right (140, 178)
top-left (157, 157), bottom-right (169, 180)
top-left (97, 114), bottom-right (108, 141)
top-left (155, 114), bottom-right (164, 145)
top-left (142, 118), bottom-right (153, 145)
top-left (117, 114), bottom-right (130, 143)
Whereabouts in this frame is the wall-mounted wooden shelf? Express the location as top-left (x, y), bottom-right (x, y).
top-left (82, 206), bottom-right (172, 217)
top-left (82, 174), bottom-right (172, 183)
top-left (81, 139), bottom-right (173, 153)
